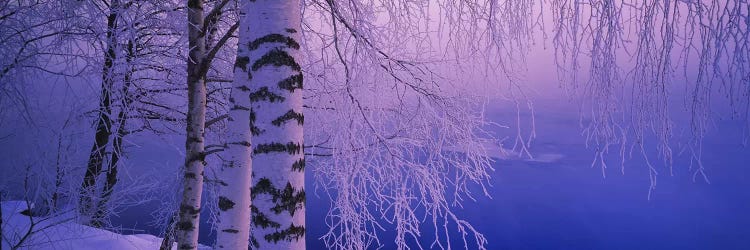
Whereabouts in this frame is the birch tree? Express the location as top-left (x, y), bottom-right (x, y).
top-left (216, 0), bottom-right (305, 248)
top-left (214, 0), bottom-right (538, 249)
top-left (176, 0), bottom-right (238, 248)
top-left (176, 0), bottom-right (209, 246)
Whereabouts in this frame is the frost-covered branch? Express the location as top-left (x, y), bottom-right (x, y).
top-left (548, 0), bottom-right (749, 197)
top-left (299, 0), bottom-right (541, 248)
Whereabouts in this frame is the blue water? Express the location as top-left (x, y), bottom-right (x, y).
top-left (106, 104), bottom-right (750, 249)
top-left (306, 105), bottom-right (750, 249)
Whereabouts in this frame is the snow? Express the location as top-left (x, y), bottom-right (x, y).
top-left (1, 201), bottom-right (209, 250)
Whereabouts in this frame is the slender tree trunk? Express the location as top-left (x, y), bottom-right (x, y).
top-left (160, 215), bottom-right (177, 250)
top-left (51, 134), bottom-right (64, 211)
top-left (247, 1), bottom-right (305, 249)
top-left (176, 0), bottom-right (208, 249)
top-left (80, 0), bottom-right (120, 226)
top-left (1, 190), bottom-right (4, 250)
top-left (213, 6), bottom-right (254, 250)
top-left (91, 40), bottom-right (135, 228)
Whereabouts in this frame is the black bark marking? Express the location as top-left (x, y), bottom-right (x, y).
top-left (251, 205), bottom-right (281, 229)
top-left (186, 136), bottom-right (203, 144)
top-left (248, 34), bottom-right (300, 51)
top-left (180, 205), bottom-right (201, 215)
top-left (251, 236), bottom-right (260, 249)
top-left (249, 108), bottom-right (263, 136)
top-left (271, 183), bottom-right (305, 216)
top-left (176, 221), bottom-right (195, 231)
top-left (184, 172), bottom-right (197, 179)
top-left (187, 0), bottom-right (201, 9)
top-left (249, 108), bottom-right (255, 122)
top-left (285, 28), bottom-right (297, 33)
top-left (218, 196), bottom-right (236, 211)
top-left (251, 179), bottom-right (305, 244)
top-left (249, 86), bottom-right (285, 103)
top-left (291, 158), bottom-right (305, 172)
top-left (235, 85), bottom-right (252, 92)
top-left (252, 178), bottom-right (305, 215)
top-left (234, 56), bottom-right (250, 72)
top-left (252, 178), bottom-right (275, 199)
top-left (186, 152), bottom-right (206, 165)
top-left (222, 229), bottom-right (239, 233)
top-left (264, 224), bottom-right (305, 244)
top-left (251, 48), bottom-right (301, 71)
top-left (272, 110), bottom-right (304, 126)
top-left (278, 73), bottom-right (303, 92)
top-left (227, 141), bottom-right (251, 147)
top-left (253, 142), bottom-right (302, 155)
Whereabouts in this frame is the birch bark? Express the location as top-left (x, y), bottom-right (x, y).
top-left (247, 1), bottom-right (305, 248)
top-left (216, 0), bottom-right (305, 249)
top-left (213, 4), bottom-right (254, 249)
top-left (176, 0), bottom-right (208, 248)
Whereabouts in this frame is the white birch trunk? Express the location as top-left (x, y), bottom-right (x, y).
top-left (247, 1), bottom-right (305, 249)
top-left (177, 0), bottom-right (207, 249)
top-left (213, 5), bottom-right (254, 250)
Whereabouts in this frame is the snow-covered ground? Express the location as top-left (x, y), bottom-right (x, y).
top-left (1, 201), bottom-right (209, 250)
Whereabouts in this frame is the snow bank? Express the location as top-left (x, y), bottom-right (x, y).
top-left (1, 201), bottom-right (209, 250)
